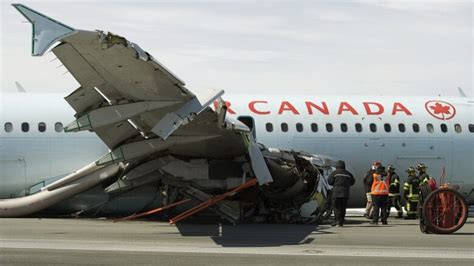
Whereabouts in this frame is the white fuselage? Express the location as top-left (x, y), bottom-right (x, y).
top-left (0, 92), bottom-right (473, 207)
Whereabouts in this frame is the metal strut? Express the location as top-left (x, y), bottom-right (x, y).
top-left (113, 199), bottom-right (191, 223)
top-left (170, 179), bottom-right (258, 224)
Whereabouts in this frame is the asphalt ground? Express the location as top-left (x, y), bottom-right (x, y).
top-left (0, 215), bottom-right (473, 265)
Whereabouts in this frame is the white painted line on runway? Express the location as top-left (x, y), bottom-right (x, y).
top-left (1, 238), bottom-right (472, 259)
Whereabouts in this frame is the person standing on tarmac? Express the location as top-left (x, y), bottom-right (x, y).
top-left (369, 165), bottom-right (390, 225)
top-left (387, 165), bottom-right (403, 218)
top-left (328, 160), bottom-right (355, 227)
top-left (363, 162), bottom-right (380, 219)
top-left (403, 167), bottom-right (421, 219)
top-left (416, 163), bottom-right (430, 185)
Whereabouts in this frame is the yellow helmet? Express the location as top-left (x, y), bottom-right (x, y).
top-left (416, 163), bottom-right (427, 172)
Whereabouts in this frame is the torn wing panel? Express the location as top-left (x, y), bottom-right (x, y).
top-left (56, 30), bottom-right (193, 102)
top-left (65, 86), bottom-right (106, 118)
top-left (93, 121), bottom-right (141, 149)
top-left (14, 4), bottom-right (256, 168)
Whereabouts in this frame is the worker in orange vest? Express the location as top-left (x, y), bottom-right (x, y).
top-left (369, 165), bottom-right (390, 225)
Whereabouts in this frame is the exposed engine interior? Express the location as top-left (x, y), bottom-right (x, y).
top-left (105, 144), bottom-right (335, 224)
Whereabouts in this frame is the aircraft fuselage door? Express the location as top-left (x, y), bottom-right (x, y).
top-left (237, 116), bottom-right (256, 140)
top-left (0, 158), bottom-right (26, 198)
top-left (365, 137), bottom-right (384, 164)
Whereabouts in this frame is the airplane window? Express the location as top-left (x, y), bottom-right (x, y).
top-left (4, 122), bottom-right (13, 133)
top-left (369, 123), bottom-right (377, 132)
top-left (454, 124), bottom-right (462, 133)
top-left (266, 123), bottom-right (273, 132)
top-left (326, 123), bottom-right (333, 132)
top-left (469, 124), bottom-right (474, 133)
top-left (296, 123), bottom-right (303, 132)
top-left (38, 122), bottom-right (46, 133)
top-left (21, 122), bottom-right (29, 132)
top-left (311, 123), bottom-right (318, 132)
top-left (398, 123), bottom-right (406, 133)
top-left (355, 123), bottom-right (362, 132)
top-left (55, 122), bottom-right (63, 133)
top-left (340, 123), bottom-right (348, 132)
top-left (384, 123), bottom-right (391, 133)
top-left (426, 123), bottom-right (434, 133)
top-left (281, 123), bottom-right (288, 132)
top-left (412, 123), bottom-right (420, 133)
top-left (440, 123), bottom-right (448, 133)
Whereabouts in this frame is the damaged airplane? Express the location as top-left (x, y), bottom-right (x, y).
top-left (1, 5), bottom-right (473, 224)
top-left (0, 4), bottom-right (334, 224)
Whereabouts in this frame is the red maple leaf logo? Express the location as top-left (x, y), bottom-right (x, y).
top-left (429, 103), bottom-right (451, 115)
top-left (425, 100), bottom-right (456, 120)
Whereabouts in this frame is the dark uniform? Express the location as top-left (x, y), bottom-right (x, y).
top-left (417, 163), bottom-right (430, 185)
top-left (403, 167), bottom-right (420, 219)
top-left (363, 168), bottom-right (375, 218)
top-left (387, 165), bottom-right (403, 218)
top-left (328, 160), bottom-right (355, 226)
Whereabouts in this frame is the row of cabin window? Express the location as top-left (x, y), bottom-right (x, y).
top-left (265, 122), bottom-right (474, 134)
top-left (3, 122), bottom-right (64, 133)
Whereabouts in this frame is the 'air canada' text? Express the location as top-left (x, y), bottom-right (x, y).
top-left (214, 100), bottom-right (413, 116)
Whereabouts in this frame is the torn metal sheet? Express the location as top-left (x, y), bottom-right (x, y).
top-left (152, 89), bottom-right (225, 139)
top-left (64, 100), bottom-right (181, 132)
top-left (248, 142), bottom-right (273, 185)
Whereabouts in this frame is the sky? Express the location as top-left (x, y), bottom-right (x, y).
top-left (0, 0), bottom-right (472, 97)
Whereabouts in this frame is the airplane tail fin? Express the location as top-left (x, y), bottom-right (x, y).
top-left (12, 4), bottom-right (77, 56)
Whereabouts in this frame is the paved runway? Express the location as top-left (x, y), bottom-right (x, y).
top-left (1, 216), bottom-right (473, 265)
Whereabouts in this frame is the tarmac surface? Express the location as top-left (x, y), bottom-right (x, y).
top-left (0, 215), bottom-right (473, 265)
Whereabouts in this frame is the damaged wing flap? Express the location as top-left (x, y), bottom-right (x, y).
top-left (248, 141), bottom-right (274, 185)
top-left (12, 4), bottom-right (77, 56)
top-left (151, 89), bottom-right (225, 140)
top-left (216, 97), bottom-right (227, 129)
top-left (64, 100), bottom-right (181, 132)
top-left (95, 135), bottom-right (219, 166)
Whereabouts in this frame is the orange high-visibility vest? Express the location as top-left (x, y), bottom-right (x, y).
top-left (371, 173), bottom-right (390, 196)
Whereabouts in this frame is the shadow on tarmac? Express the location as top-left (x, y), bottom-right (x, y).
top-left (175, 222), bottom-right (333, 247)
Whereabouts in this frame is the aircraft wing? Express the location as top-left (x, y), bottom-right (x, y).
top-left (13, 4), bottom-right (273, 184)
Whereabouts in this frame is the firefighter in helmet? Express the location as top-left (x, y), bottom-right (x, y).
top-left (403, 166), bottom-right (420, 219)
top-left (387, 165), bottom-right (403, 218)
top-left (416, 163), bottom-right (430, 185)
